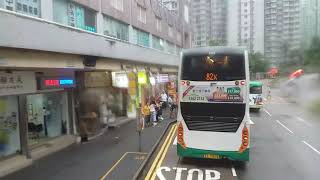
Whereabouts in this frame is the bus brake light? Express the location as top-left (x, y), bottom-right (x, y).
top-left (240, 80), bottom-right (246, 86)
top-left (178, 122), bottom-right (187, 149)
top-left (239, 126), bottom-right (249, 153)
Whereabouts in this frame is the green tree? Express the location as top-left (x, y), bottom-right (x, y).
top-left (249, 52), bottom-right (270, 73)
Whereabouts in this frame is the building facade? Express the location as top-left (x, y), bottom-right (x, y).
top-left (191, 0), bottom-right (227, 47)
top-left (264, 0), bottom-right (301, 64)
top-left (301, 0), bottom-right (320, 48)
top-left (227, 0), bottom-right (264, 54)
top-left (0, 0), bottom-right (191, 174)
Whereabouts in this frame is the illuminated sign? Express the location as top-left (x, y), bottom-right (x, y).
top-left (157, 74), bottom-right (169, 83)
top-left (205, 73), bottom-right (218, 81)
top-left (40, 78), bottom-right (75, 89)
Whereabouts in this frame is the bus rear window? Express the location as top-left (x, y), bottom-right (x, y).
top-left (181, 54), bottom-right (245, 81)
top-left (250, 86), bottom-right (262, 94)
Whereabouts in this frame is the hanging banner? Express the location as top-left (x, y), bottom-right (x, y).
top-left (138, 71), bottom-right (147, 85)
top-left (0, 71), bottom-right (36, 96)
top-left (128, 72), bottom-right (136, 95)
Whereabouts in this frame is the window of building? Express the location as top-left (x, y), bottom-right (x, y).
top-left (166, 41), bottom-right (175, 54)
top-left (152, 35), bottom-right (164, 51)
top-left (84, 8), bottom-right (96, 32)
top-left (132, 28), bottom-right (149, 47)
top-left (0, 96), bottom-right (21, 157)
top-left (168, 26), bottom-right (173, 37)
top-left (156, 17), bottom-right (161, 32)
top-left (3, 0), bottom-right (40, 17)
top-left (184, 5), bottom-right (189, 23)
top-left (138, 5), bottom-right (147, 24)
top-left (111, 0), bottom-right (123, 11)
top-left (103, 16), bottom-right (129, 41)
top-left (177, 32), bottom-right (182, 43)
top-left (53, 1), bottom-right (96, 33)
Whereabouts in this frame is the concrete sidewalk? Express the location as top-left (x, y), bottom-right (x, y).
top-left (4, 116), bottom-right (174, 180)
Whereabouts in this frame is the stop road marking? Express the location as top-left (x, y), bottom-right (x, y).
top-left (156, 166), bottom-right (221, 180)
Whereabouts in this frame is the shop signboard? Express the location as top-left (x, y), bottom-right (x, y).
top-left (128, 72), bottom-right (136, 95)
top-left (156, 74), bottom-right (169, 83)
top-left (84, 72), bottom-right (112, 88)
top-left (39, 77), bottom-right (75, 89)
top-left (149, 77), bottom-right (156, 86)
top-left (0, 71), bottom-right (36, 96)
top-left (112, 72), bottom-right (129, 88)
top-left (138, 71), bottom-right (147, 85)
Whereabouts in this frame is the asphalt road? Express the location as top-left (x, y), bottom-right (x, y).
top-left (143, 89), bottom-right (320, 180)
top-left (4, 88), bottom-right (320, 180)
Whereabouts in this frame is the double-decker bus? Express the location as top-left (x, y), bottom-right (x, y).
top-left (177, 47), bottom-right (250, 161)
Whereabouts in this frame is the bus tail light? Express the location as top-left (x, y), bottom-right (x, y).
top-left (239, 125), bottom-right (249, 153)
top-left (240, 80), bottom-right (246, 86)
top-left (177, 122), bottom-right (187, 149)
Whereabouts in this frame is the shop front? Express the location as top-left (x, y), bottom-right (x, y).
top-left (75, 71), bottom-right (129, 138)
top-left (0, 70), bottom-right (75, 159)
top-left (28, 76), bottom-right (74, 147)
top-left (0, 71), bottom-right (36, 158)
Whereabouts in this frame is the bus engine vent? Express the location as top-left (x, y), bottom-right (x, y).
top-left (180, 102), bottom-right (245, 132)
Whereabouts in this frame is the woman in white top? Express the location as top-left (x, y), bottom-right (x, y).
top-left (150, 100), bottom-right (157, 126)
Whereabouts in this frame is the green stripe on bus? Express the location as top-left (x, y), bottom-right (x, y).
top-left (177, 144), bottom-right (249, 161)
top-left (250, 81), bottom-right (263, 88)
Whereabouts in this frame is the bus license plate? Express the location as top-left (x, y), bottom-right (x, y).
top-left (203, 154), bottom-right (222, 159)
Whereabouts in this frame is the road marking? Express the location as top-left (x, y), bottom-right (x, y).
top-left (263, 109), bottom-right (272, 117)
top-left (296, 116), bottom-right (312, 127)
top-left (150, 125), bottom-right (177, 180)
top-left (302, 141), bottom-right (320, 155)
top-left (276, 120), bottom-right (294, 134)
top-left (173, 137), bottom-right (177, 145)
top-left (279, 97), bottom-right (286, 103)
top-left (145, 124), bottom-right (176, 180)
top-left (100, 152), bottom-right (147, 180)
top-left (231, 167), bottom-right (237, 177)
top-left (249, 119), bottom-right (254, 125)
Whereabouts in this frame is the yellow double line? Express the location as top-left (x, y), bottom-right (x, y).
top-left (145, 124), bottom-right (177, 180)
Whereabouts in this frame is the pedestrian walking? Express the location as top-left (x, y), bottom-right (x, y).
top-left (141, 101), bottom-right (151, 127)
top-left (150, 100), bottom-right (157, 126)
top-left (168, 95), bottom-right (177, 118)
top-left (160, 90), bottom-right (168, 109)
top-left (156, 101), bottom-right (164, 121)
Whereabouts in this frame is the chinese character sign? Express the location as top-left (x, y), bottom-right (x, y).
top-left (0, 71), bottom-right (36, 96)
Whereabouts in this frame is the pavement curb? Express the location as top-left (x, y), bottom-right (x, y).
top-left (132, 120), bottom-right (176, 180)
